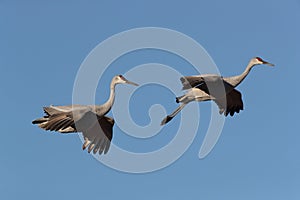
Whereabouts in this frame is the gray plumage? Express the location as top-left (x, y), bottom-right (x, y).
top-left (161, 57), bottom-right (274, 125)
top-left (32, 75), bottom-right (138, 155)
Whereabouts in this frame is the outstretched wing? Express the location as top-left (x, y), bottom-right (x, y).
top-left (214, 89), bottom-right (244, 116)
top-left (181, 75), bottom-right (237, 101)
top-left (32, 105), bottom-right (94, 133)
top-left (180, 75), bottom-right (222, 90)
top-left (82, 116), bottom-right (114, 155)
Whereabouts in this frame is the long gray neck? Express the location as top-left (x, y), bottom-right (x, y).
top-left (96, 80), bottom-right (116, 116)
top-left (225, 61), bottom-right (255, 88)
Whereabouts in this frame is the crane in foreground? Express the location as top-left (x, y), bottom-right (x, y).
top-left (161, 57), bottom-right (274, 125)
top-left (32, 75), bottom-right (138, 155)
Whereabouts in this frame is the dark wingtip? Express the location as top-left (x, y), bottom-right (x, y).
top-left (32, 118), bottom-right (47, 124)
top-left (176, 97), bottom-right (179, 103)
top-left (161, 116), bottom-right (173, 125)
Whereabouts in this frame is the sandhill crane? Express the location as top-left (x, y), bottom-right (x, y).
top-left (32, 75), bottom-right (138, 155)
top-left (161, 57), bottom-right (274, 125)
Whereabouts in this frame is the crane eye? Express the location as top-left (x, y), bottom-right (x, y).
top-left (118, 75), bottom-right (126, 81)
top-left (256, 57), bottom-right (263, 62)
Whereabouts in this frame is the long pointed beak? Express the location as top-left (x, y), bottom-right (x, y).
top-left (125, 79), bottom-right (139, 86)
top-left (263, 61), bottom-right (275, 67)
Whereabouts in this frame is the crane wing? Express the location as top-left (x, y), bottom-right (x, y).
top-left (82, 116), bottom-right (114, 155)
top-left (32, 105), bottom-right (95, 133)
top-left (32, 106), bottom-right (114, 154)
top-left (32, 107), bottom-right (76, 132)
top-left (180, 75), bottom-right (222, 90)
top-left (181, 75), bottom-right (237, 101)
top-left (213, 89), bottom-right (244, 116)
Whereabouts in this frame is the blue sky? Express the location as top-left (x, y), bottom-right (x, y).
top-left (1, 0), bottom-right (299, 199)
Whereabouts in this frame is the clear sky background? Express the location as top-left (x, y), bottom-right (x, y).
top-left (1, 0), bottom-right (299, 199)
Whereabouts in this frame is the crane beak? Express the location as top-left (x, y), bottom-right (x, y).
top-left (263, 60), bottom-right (275, 67)
top-left (125, 79), bottom-right (139, 86)
top-left (119, 75), bottom-right (139, 86)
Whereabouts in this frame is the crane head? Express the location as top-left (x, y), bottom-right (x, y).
top-left (114, 75), bottom-right (139, 86)
top-left (253, 57), bottom-right (274, 66)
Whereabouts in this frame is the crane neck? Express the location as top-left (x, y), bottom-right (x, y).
top-left (227, 61), bottom-right (255, 87)
top-left (96, 80), bottom-right (117, 116)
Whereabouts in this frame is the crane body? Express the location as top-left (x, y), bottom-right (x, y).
top-left (161, 57), bottom-right (274, 125)
top-left (32, 75), bottom-right (138, 154)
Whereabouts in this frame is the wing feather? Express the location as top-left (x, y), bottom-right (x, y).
top-left (214, 89), bottom-right (244, 117)
top-left (82, 116), bottom-right (114, 155)
top-left (33, 105), bottom-right (114, 154)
